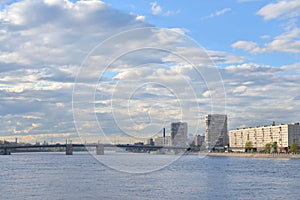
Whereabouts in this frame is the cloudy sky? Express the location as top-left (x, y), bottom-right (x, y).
top-left (0, 0), bottom-right (299, 144)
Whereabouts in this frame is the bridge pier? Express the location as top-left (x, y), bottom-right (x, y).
top-left (96, 144), bottom-right (104, 155)
top-left (2, 148), bottom-right (11, 155)
top-left (66, 144), bottom-right (73, 155)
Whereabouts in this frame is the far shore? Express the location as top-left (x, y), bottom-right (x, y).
top-left (206, 152), bottom-right (300, 159)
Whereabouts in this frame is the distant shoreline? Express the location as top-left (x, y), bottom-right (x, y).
top-left (206, 152), bottom-right (300, 159)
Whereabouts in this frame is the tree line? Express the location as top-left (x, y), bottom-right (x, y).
top-left (244, 141), bottom-right (300, 153)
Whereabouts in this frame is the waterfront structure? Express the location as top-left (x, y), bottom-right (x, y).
top-left (171, 122), bottom-right (188, 146)
top-left (193, 135), bottom-right (205, 146)
top-left (205, 114), bottom-right (228, 149)
top-left (229, 123), bottom-right (300, 152)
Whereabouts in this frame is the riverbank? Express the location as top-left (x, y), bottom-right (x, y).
top-left (207, 152), bottom-right (300, 159)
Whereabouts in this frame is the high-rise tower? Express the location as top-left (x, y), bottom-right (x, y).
top-left (171, 122), bottom-right (188, 147)
top-left (205, 114), bottom-right (228, 149)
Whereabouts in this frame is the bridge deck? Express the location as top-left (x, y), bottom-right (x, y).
top-left (0, 144), bottom-right (190, 150)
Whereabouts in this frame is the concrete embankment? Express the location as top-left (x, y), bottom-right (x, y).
top-left (207, 152), bottom-right (300, 159)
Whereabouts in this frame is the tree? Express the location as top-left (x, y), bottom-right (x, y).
top-left (271, 142), bottom-right (278, 153)
top-left (290, 143), bottom-right (299, 153)
top-left (245, 141), bottom-right (253, 152)
top-left (264, 143), bottom-right (272, 153)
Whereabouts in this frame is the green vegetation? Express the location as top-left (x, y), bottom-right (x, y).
top-left (264, 143), bottom-right (272, 153)
top-left (290, 143), bottom-right (299, 153)
top-left (271, 142), bottom-right (278, 153)
top-left (260, 142), bottom-right (279, 153)
top-left (245, 141), bottom-right (253, 152)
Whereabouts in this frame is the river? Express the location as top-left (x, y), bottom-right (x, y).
top-left (0, 152), bottom-right (299, 199)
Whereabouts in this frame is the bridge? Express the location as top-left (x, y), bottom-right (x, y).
top-left (0, 143), bottom-right (192, 155)
top-left (0, 143), bottom-right (106, 155)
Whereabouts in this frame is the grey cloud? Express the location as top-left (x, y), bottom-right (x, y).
top-left (0, 98), bottom-right (43, 115)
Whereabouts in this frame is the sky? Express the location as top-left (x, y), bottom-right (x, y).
top-left (0, 0), bottom-right (299, 144)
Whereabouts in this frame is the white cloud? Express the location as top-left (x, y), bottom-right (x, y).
top-left (221, 62), bottom-right (300, 129)
top-left (202, 8), bottom-right (231, 20)
top-left (260, 35), bottom-right (271, 39)
top-left (232, 28), bottom-right (300, 53)
top-left (242, 81), bottom-right (255, 85)
top-left (202, 90), bottom-right (216, 98)
top-left (280, 62), bottom-right (300, 70)
top-left (231, 41), bottom-right (259, 53)
top-left (264, 28), bottom-right (300, 53)
top-left (135, 15), bottom-right (145, 21)
top-left (150, 1), bottom-right (162, 15)
top-left (232, 85), bottom-right (247, 94)
top-left (163, 9), bottom-right (180, 16)
top-left (0, 0), bottom-right (151, 142)
top-left (225, 63), bottom-right (277, 73)
top-left (0, 0), bottom-right (148, 67)
top-left (257, 0), bottom-right (300, 20)
top-left (149, 2), bottom-right (179, 16)
top-left (0, 1), bottom-right (225, 142)
top-left (163, 47), bottom-right (245, 65)
top-left (0, 0), bottom-right (299, 143)
top-left (215, 8), bottom-right (231, 16)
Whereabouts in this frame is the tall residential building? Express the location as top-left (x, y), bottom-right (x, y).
top-left (205, 114), bottom-right (228, 149)
top-left (229, 123), bottom-right (300, 152)
top-left (171, 122), bottom-right (188, 147)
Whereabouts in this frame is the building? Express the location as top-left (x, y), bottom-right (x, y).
top-left (205, 114), bottom-right (228, 149)
top-left (147, 138), bottom-right (154, 146)
top-left (154, 136), bottom-right (171, 146)
top-left (171, 122), bottom-right (188, 146)
top-left (193, 135), bottom-right (205, 147)
top-left (154, 128), bottom-right (171, 146)
top-left (229, 123), bottom-right (300, 152)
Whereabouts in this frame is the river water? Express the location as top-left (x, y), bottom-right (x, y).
top-left (0, 152), bottom-right (299, 200)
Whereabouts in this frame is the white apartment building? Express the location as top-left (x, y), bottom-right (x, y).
top-left (205, 114), bottom-right (228, 149)
top-left (229, 123), bottom-right (300, 152)
top-left (171, 122), bottom-right (188, 147)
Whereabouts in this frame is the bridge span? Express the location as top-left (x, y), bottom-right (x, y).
top-left (0, 143), bottom-right (192, 155)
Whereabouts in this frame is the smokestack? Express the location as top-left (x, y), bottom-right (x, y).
top-left (163, 128), bottom-right (166, 138)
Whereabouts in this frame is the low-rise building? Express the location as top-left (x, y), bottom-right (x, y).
top-left (193, 135), bottom-right (205, 147)
top-left (154, 136), bottom-right (171, 146)
top-left (229, 123), bottom-right (300, 152)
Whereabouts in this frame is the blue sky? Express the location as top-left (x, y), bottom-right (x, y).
top-left (0, 0), bottom-right (299, 143)
top-left (103, 0), bottom-right (299, 66)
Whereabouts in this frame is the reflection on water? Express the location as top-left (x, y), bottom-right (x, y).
top-left (0, 152), bottom-right (299, 200)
